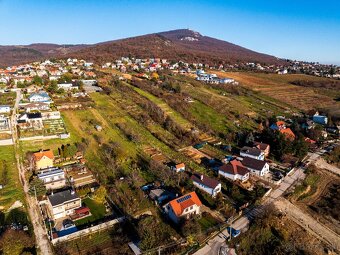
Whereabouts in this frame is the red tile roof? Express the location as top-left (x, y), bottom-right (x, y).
top-left (33, 150), bottom-right (54, 161)
top-left (168, 191), bottom-right (202, 217)
top-left (276, 121), bottom-right (286, 128)
top-left (219, 159), bottom-right (249, 176)
top-left (175, 163), bottom-right (185, 169)
top-left (280, 128), bottom-right (295, 140)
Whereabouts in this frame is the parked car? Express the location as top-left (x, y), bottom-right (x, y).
top-left (227, 227), bottom-right (241, 238)
top-left (62, 219), bottom-right (75, 229)
top-left (273, 171), bottom-right (284, 179)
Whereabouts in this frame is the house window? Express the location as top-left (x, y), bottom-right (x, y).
top-left (190, 206), bottom-right (193, 210)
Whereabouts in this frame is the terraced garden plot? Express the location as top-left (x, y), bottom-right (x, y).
top-left (19, 128), bottom-right (44, 138)
top-left (0, 92), bottom-right (16, 106)
top-left (91, 93), bottom-right (206, 172)
top-left (130, 85), bottom-right (194, 131)
top-left (180, 146), bottom-right (212, 164)
top-left (183, 83), bottom-right (252, 117)
top-left (214, 71), bottom-right (339, 111)
top-left (0, 133), bottom-right (11, 139)
top-left (199, 145), bottom-right (224, 159)
top-left (62, 107), bottom-right (137, 177)
top-left (0, 145), bottom-right (25, 210)
top-left (43, 118), bottom-right (67, 135)
top-left (107, 87), bottom-right (182, 148)
top-left (189, 100), bottom-right (231, 134)
top-left (143, 146), bottom-right (169, 163)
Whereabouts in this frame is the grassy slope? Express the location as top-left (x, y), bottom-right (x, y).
top-left (0, 146), bottom-right (25, 210)
top-left (91, 92), bottom-right (206, 173)
top-left (172, 75), bottom-right (289, 133)
top-left (215, 71), bottom-right (339, 111)
top-left (131, 86), bottom-right (194, 130)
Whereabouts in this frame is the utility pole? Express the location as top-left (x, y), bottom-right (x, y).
top-left (34, 185), bottom-right (37, 201)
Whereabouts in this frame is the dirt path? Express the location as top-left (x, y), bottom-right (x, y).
top-left (12, 90), bottom-right (54, 255)
top-left (89, 108), bottom-right (110, 128)
top-left (274, 198), bottom-right (340, 252)
top-left (315, 158), bottom-right (340, 176)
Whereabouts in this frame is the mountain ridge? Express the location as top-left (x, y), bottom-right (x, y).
top-left (0, 29), bottom-right (283, 67)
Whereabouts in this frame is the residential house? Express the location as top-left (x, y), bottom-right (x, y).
top-left (0, 105), bottom-right (10, 113)
top-left (279, 128), bottom-right (296, 141)
top-left (170, 163), bottom-right (185, 173)
top-left (242, 157), bottom-right (269, 176)
top-left (33, 150), bottom-right (54, 170)
top-left (270, 121), bottom-right (295, 140)
top-left (312, 114), bottom-right (328, 125)
top-left (240, 146), bottom-right (265, 160)
top-left (17, 112), bottom-right (43, 130)
top-left (190, 173), bottom-right (221, 197)
top-left (218, 160), bottom-right (250, 182)
top-left (164, 191), bottom-right (202, 224)
top-left (65, 165), bottom-right (97, 188)
top-left (0, 77), bottom-right (8, 84)
top-left (253, 142), bottom-right (270, 157)
top-left (28, 92), bottom-right (51, 103)
top-left (57, 83), bottom-right (79, 91)
top-left (22, 102), bottom-right (50, 112)
top-left (25, 84), bottom-right (41, 93)
top-left (37, 167), bottom-right (66, 190)
top-left (81, 80), bottom-right (97, 86)
top-left (148, 188), bottom-right (175, 205)
top-left (219, 78), bottom-right (235, 84)
top-left (47, 190), bottom-right (82, 220)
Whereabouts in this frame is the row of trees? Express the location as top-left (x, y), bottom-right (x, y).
top-left (0, 209), bottom-right (35, 255)
top-left (258, 129), bottom-right (309, 160)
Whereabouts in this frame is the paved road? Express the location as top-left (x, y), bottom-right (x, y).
top-left (194, 165), bottom-right (307, 255)
top-left (11, 89), bottom-right (54, 255)
top-left (274, 198), bottom-right (340, 252)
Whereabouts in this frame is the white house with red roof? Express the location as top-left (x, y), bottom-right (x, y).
top-left (190, 173), bottom-right (221, 197)
top-left (164, 191), bottom-right (202, 224)
top-left (171, 163), bottom-right (185, 173)
top-left (218, 159), bottom-right (250, 182)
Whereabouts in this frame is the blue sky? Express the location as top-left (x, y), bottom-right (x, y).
top-left (1, 0), bottom-right (340, 64)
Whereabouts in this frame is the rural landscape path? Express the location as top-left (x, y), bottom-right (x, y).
top-left (274, 198), bottom-right (340, 252)
top-left (194, 159), bottom-right (309, 255)
top-left (314, 158), bottom-right (340, 176)
top-left (11, 89), bottom-right (54, 255)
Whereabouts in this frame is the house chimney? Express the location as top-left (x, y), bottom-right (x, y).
top-left (70, 190), bottom-right (75, 195)
top-left (200, 174), bottom-right (204, 180)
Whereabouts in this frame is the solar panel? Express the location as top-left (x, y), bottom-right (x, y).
top-left (177, 194), bottom-right (192, 203)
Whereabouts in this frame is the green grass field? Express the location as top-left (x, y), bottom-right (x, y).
top-left (131, 85), bottom-right (193, 130)
top-left (75, 197), bottom-right (106, 226)
top-left (0, 146), bottom-right (25, 210)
